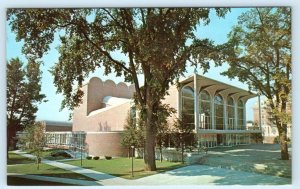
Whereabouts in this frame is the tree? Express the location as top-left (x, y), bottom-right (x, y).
top-left (7, 58), bottom-right (46, 151)
top-left (220, 8), bottom-right (291, 159)
top-left (155, 104), bottom-right (175, 162)
top-left (7, 8), bottom-right (229, 170)
top-left (121, 111), bottom-right (145, 158)
top-left (18, 122), bottom-right (46, 170)
top-left (172, 113), bottom-right (196, 164)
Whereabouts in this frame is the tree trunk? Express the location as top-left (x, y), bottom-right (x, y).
top-left (144, 103), bottom-right (157, 171)
top-left (160, 146), bottom-right (163, 162)
top-left (181, 141), bottom-right (184, 164)
top-left (278, 124), bottom-right (289, 160)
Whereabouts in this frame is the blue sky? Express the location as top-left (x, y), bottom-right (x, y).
top-left (6, 8), bottom-right (257, 122)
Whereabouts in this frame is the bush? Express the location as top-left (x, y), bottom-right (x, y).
top-left (50, 150), bottom-right (72, 158)
top-left (86, 156), bottom-right (92, 160)
top-left (105, 156), bottom-right (112, 160)
top-left (93, 156), bottom-right (99, 160)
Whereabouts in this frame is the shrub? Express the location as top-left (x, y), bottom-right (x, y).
top-left (86, 156), bottom-right (92, 160)
top-left (93, 156), bottom-right (99, 160)
top-left (105, 156), bottom-right (112, 160)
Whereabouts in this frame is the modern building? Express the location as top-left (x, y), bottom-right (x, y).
top-left (68, 73), bottom-right (261, 157)
top-left (41, 120), bottom-right (72, 132)
top-left (253, 99), bottom-right (291, 143)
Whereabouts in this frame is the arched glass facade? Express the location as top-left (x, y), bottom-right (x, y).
top-left (214, 95), bottom-right (224, 130)
top-left (181, 86), bottom-right (195, 128)
top-left (237, 100), bottom-right (244, 130)
top-left (199, 90), bottom-right (211, 129)
top-left (227, 97), bottom-right (235, 130)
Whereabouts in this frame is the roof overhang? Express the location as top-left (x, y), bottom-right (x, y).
top-left (179, 74), bottom-right (257, 101)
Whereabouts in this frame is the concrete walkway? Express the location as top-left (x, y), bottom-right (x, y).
top-left (11, 150), bottom-right (291, 186)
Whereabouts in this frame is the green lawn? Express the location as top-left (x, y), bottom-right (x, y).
top-left (8, 152), bottom-right (35, 165)
top-left (7, 163), bottom-right (96, 181)
top-left (64, 158), bottom-right (184, 179)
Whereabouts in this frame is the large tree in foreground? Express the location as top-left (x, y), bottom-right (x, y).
top-left (7, 58), bottom-right (46, 151)
top-left (220, 8), bottom-right (291, 160)
top-left (7, 8), bottom-right (228, 170)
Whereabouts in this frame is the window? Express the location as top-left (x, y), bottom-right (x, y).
top-left (200, 90), bottom-right (211, 129)
top-left (227, 97), bottom-right (235, 130)
top-left (237, 99), bottom-right (244, 130)
top-left (181, 86), bottom-right (194, 128)
top-left (214, 94), bottom-right (224, 130)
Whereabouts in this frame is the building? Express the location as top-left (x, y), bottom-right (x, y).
top-left (41, 120), bottom-right (72, 132)
top-left (253, 99), bottom-right (291, 143)
top-left (69, 73), bottom-right (261, 157)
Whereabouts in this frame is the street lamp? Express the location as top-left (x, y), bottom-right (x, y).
top-left (131, 145), bottom-right (134, 177)
top-left (80, 132), bottom-right (83, 167)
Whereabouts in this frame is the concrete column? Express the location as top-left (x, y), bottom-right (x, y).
top-left (211, 96), bottom-right (215, 130)
top-left (224, 100), bottom-right (228, 130)
top-left (243, 101), bottom-right (247, 130)
top-left (177, 86), bottom-right (182, 119)
top-left (194, 73), bottom-right (199, 132)
top-left (234, 101), bottom-right (238, 130)
top-left (258, 94), bottom-right (262, 130)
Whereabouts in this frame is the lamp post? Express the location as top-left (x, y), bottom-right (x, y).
top-left (80, 132), bottom-right (83, 167)
top-left (131, 145), bottom-right (134, 177)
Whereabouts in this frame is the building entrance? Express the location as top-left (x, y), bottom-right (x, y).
top-left (217, 134), bottom-right (223, 146)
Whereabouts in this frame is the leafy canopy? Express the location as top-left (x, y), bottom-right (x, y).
top-left (7, 8), bottom-right (229, 111)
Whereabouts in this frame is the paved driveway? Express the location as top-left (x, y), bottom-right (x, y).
top-left (129, 164), bottom-right (291, 185)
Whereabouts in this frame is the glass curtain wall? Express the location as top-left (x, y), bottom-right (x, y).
top-left (227, 97), bottom-right (235, 130)
top-left (199, 90), bottom-right (211, 129)
top-left (237, 100), bottom-right (244, 130)
top-left (181, 86), bottom-right (195, 128)
top-left (214, 95), bottom-right (224, 130)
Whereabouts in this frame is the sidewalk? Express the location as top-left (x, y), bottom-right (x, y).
top-left (11, 150), bottom-right (291, 185)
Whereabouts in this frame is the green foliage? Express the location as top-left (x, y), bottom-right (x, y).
top-left (7, 58), bottom-right (46, 150)
top-left (220, 8), bottom-right (291, 159)
top-left (7, 8), bottom-right (229, 170)
top-left (172, 113), bottom-right (196, 163)
top-left (121, 112), bottom-right (145, 148)
top-left (18, 122), bottom-right (46, 170)
top-left (155, 104), bottom-right (175, 148)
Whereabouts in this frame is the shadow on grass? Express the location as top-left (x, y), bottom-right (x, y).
top-left (7, 176), bottom-right (77, 186)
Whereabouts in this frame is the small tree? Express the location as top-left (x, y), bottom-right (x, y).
top-left (250, 122), bottom-right (263, 143)
top-left (172, 113), bottom-right (196, 164)
top-left (19, 122), bottom-right (46, 170)
top-left (121, 112), bottom-right (145, 158)
top-left (7, 58), bottom-right (46, 152)
top-left (155, 104), bottom-right (175, 162)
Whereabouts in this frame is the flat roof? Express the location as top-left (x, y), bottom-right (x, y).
top-left (41, 120), bottom-right (72, 127)
top-left (179, 74), bottom-right (257, 101)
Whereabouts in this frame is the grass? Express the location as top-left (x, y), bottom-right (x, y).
top-left (65, 157), bottom-right (184, 179)
top-left (8, 152), bottom-right (35, 165)
top-left (7, 163), bottom-right (96, 181)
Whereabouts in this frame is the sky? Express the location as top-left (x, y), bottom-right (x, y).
top-left (2, 1), bottom-right (300, 189)
top-left (5, 8), bottom-right (258, 122)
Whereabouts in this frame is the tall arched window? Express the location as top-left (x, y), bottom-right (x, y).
top-left (199, 90), bottom-right (211, 129)
top-left (181, 86), bottom-right (194, 128)
top-left (238, 100), bottom-right (244, 130)
top-left (227, 97), bottom-right (235, 130)
top-left (214, 94), bottom-right (224, 130)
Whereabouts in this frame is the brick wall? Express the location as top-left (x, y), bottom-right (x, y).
top-left (85, 132), bottom-right (127, 157)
